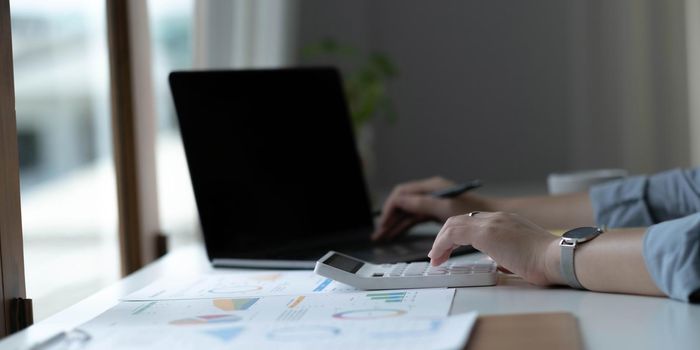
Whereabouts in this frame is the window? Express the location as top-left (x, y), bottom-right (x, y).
top-left (148, 0), bottom-right (200, 249)
top-left (11, 0), bottom-right (119, 321)
top-left (5, 0), bottom-right (297, 325)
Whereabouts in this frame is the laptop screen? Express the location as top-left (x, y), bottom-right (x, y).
top-left (169, 67), bottom-right (374, 260)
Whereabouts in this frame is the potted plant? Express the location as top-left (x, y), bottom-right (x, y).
top-left (301, 38), bottom-right (399, 184)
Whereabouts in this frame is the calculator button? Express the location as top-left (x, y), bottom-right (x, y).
top-left (404, 267), bottom-right (424, 273)
top-left (405, 263), bottom-right (427, 270)
top-left (402, 270), bottom-right (425, 276)
top-left (427, 266), bottom-right (447, 272)
top-left (449, 262), bottom-right (473, 267)
top-left (389, 267), bottom-right (405, 276)
top-left (390, 265), bottom-right (406, 272)
top-left (448, 268), bottom-right (473, 273)
top-left (447, 265), bottom-right (472, 270)
top-left (407, 262), bottom-right (428, 268)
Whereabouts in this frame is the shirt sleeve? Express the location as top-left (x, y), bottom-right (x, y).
top-left (589, 167), bottom-right (700, 228)
top-left (643, 213), bottom-right (700, 302)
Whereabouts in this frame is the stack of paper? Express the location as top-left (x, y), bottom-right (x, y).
top-left (74, 271), bottom-right (477, 350)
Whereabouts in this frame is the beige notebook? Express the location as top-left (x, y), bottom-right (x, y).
top-left (465, 312), bottom-right (582, 350)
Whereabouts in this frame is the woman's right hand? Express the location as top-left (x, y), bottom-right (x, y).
top-left (371, 176), bottom-right (490, 241)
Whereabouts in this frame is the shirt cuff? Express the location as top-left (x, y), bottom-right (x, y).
top-left (589, 175), bottom-right (654, 228)
top-left (643, 213), bottom-right (700, 302)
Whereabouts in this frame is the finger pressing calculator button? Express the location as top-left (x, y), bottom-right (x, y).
top-left (426, 266), bottom-right (447, 275)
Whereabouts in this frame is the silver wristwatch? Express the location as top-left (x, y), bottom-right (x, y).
top-left (559, 227), bottom-right (604, 289)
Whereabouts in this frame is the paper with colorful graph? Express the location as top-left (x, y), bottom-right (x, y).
top-left (79, 288), bottom-right (475, 350)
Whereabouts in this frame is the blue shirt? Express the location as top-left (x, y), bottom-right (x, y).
top-left (590, 168), bottom-right (700, 302)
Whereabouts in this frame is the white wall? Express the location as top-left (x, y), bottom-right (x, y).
top-left (298, 0), bottom-right (691, 193)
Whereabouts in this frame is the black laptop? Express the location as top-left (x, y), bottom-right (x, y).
top-left (169, 67), bottom-right (474, 268)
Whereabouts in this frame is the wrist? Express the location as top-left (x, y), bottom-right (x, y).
top-left (544, 238), bottom-right (565, 286)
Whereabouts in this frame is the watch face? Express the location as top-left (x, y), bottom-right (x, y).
top-left (563, 227), bottom-right (603, 240)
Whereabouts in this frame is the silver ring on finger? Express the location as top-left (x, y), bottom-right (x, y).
top-left (468, 211), bottom-right (480, 217)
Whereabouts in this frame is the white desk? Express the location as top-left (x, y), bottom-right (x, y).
top-left (2, 245), bottom-right (699, 349)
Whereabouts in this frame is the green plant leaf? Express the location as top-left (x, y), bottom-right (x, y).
top-left (368, 53), bottom-right (398, 78)
top-left (299, 38), bottom-right (399, 129)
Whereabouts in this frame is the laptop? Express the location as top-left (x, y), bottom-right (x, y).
top-left (169, 67), bottom-right (474, 269)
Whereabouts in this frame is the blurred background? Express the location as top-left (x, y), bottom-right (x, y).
top-left (9, 0), bottom-right (700, 320)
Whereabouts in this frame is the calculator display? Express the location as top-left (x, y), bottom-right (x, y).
top-left (323, 253), bottom-right (363, 273)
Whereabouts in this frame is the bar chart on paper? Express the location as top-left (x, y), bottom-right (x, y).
top-left (366, 291), bottom-right (407, 302)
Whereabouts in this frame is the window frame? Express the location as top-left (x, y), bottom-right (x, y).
top-left (0, 0), bottom-right (29, 336)
top-left (0, 0), bottom-right (163, 336)
top-left (106, 0), bottom-right (163, 275)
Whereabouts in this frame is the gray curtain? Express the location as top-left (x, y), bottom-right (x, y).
top-left (193, 0), bottom-right (298, 69)
top-left (567, 0), bottom-right (690, 174)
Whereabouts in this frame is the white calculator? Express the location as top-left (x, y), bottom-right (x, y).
top-left (314, 251), bottom-right (498, 290)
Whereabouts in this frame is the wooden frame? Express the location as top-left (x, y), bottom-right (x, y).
top-left (0, 0), bottom-right (163, 336)
top-left (107, 0), bottom-right (163, 275)
top-left (107, 0), bottom-right (143, 274)
top-left (0, 0), bottom-right (31, 336)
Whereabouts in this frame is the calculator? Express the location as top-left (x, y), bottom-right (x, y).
top-left (314, 251), bottom-right (498, 290)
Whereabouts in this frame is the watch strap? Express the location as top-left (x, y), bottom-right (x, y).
top-left (560, 241), bottom-right (584, 289)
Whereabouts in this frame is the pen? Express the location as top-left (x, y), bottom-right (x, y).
top-left (373, 179), bottom-right (483, 216)
top-left (429, 179), bottom-right (482, 198)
